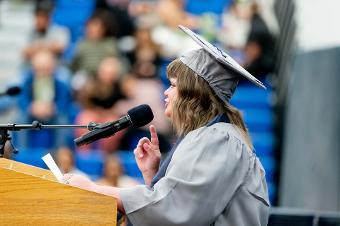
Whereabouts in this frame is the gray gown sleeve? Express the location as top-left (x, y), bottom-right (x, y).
top-left (119, 124), bottom-right (251, 226)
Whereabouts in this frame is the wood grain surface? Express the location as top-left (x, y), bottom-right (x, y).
top-left (0, 159), bottom-right (117, 225)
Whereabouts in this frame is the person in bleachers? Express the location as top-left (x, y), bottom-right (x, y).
top-left (218, 1), bottom-right (276, 80)
top-left (22, 3), bottom-right (70, 61)
top-left (218, 1), bottom-right (252, 52)
top-left (96, 0), bottom-right (135, 39)
top-left (156, 0), bottom-right (199, 29)
top-left (96, 155), bottom-right (139, 188)
top-left (55, 146), bottom-right (88, 177)
top-left (70, 10), bottom-right (120, 76)
top-left (76, 56), bottom-right (125, 110)
top-left (74, 56), bottom-right (126, 154)
top-left (243, 2), bottom-right (276, 79)
top-left (16, 49), bottom-right (72, 149)
top-left (108, 24), bottom-right (172, 153)
top-left (156, 0), bottom-right (231, 34)
top-left (130, 26), bottom-right (161, 78)
top-left (149, 0), bottom-right (232, 61)
top-left (114, 72), bottom-right (172, 153)
top-left (2, 142), bottom-right (13, 159)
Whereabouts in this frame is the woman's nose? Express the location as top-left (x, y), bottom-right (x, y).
top-left (164, 87), bottom-right (170, 96)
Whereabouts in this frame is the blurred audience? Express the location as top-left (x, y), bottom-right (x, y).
top-left (70, 10), bottom-right (120, 76)
top-left (23, 3), bottom-right (70, 61)
top-left (218, 1), bottom-right (276, 79)
top-left (96, 154), bottom-right (139, 188)
top-left (156, 0), bottom-right (231, 39)
top-left (117, 25), bottom-right (170, 138)
top-left (2, 141), bottom-right (14, 159)
top-left (218, 2), bottom-right (252, 50)
top-left (115, 73), bottom-right (172, 152)
top-left (130, 26), bottom-right (161, 79)
top-left (243, 2), bottom-right (276, 79)
top-left (55, 146), bottom-right (88, 176)
top-left (151, 0), bottom-right (232, 59)
top-left (16, 49), bottom-right (72, 149)
top-left (74, 56), bottom-right (126, 154)
top-left (150, 0), bottom-right (200, 59)
top-left (96, 0), bottom-right (135, 39)
top-left (7, 0), bottom-right (278, 183)
top-left (156, 0), bottom-right (199, 29)
top-left (76, 56), bottom-right (125, 109)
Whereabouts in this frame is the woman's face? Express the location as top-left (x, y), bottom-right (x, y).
top-left (164, 78), bottom-right (178, 118)
top-left (86, 19), bottom-right (105, 40)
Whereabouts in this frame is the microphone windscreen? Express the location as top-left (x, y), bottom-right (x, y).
top-left (6, 86), bottom-right (21, 96)
top-left (128, 104), bottom-right (154, 128)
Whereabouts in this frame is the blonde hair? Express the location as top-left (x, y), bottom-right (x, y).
top-left (167, 59), bottom-right (253, 150)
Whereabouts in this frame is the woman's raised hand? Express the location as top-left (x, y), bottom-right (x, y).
top-left (134, 125), bottom-right (161, 186)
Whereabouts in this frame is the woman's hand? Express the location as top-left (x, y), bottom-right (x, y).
top-left (63, 174), bottom-right (125, 213)
top-left (134, 125), bottom-right (161, 186)
top-left (63, 174), bottom-right (97, 192)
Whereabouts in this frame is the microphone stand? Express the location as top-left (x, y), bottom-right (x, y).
top-left (0, 121), bottom-right (99, 158)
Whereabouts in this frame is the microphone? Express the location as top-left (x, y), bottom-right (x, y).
top-left (74, 104), bottom-right (154, 147)
top-left (0, 86), bottom-right (21, 97)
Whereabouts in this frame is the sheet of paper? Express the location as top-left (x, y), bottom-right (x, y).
top-left (42, 153), bottom-right (63, 182)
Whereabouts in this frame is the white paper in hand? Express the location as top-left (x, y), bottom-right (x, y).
top-left (42, 153), bottom-right (63, 182)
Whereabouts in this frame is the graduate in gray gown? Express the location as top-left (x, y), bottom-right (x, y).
top-left (64, 26), bottom-right (270, 226)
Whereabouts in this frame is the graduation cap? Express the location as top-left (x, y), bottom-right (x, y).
top-left (178, 25), bottom-right (266, 103)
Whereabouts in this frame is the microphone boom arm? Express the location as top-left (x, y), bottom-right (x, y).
top-left (0, 121), bottom-right (98, 157)
top-left (0, 104), bottom-right (154, 157)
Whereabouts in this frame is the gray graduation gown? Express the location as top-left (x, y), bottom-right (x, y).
top-left (119, 123), bottom-right (270, 226)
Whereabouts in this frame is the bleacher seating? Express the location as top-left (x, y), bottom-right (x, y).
top-left (74, 150), bottom-right (143, 181)
top-left (268, 214), bottom-right (314, 226)
top-left (75, 150), bottom-right (104, 180)
top-left (268, 208), bottom-right (340, 226)
top-left (51, 0), bottom-right (95, 42)
top-left (12, 147), bottom-right (142, 182)
top-left (317, 215), bottom-right (340, 226)
top-left (116, 151), bottom-right (143, 178)
top-left (13, 148), bottom-right (49, 169)
top-left (231, 82), bottom-right (277, 203)
top-left (251, 131), bottom-right (275, 158)
top-left (232, 84), bottom-right (273, 108)
top-left (51, 0), bottom-right (96, 62)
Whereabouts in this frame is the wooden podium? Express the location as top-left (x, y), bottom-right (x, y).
top-left (0, 158), bottom-right (117, 225)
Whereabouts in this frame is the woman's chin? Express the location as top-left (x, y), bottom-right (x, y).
top-left (164, 109), bottom-right (171, 118)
